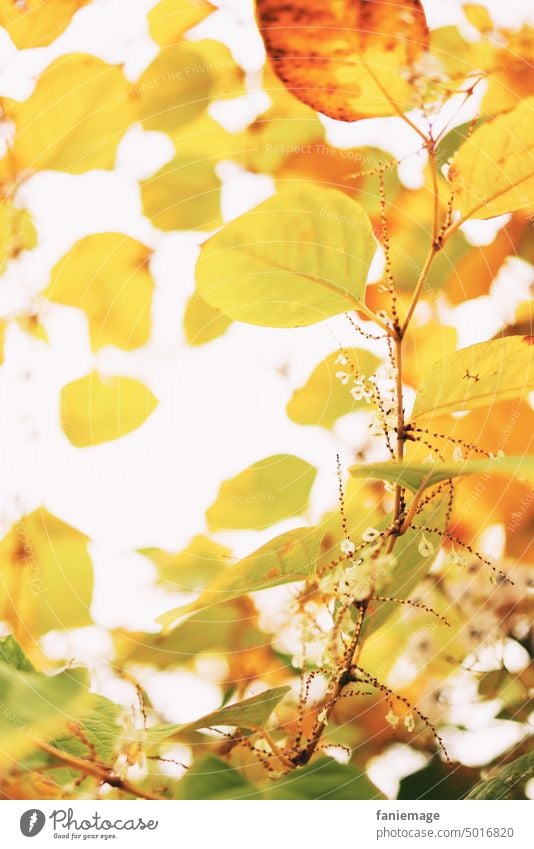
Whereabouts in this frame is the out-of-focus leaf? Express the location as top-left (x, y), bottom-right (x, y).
top-left (266, 757), bottom-right (382, 800)
top-left (179, 755), bottom-right (259, 799)
top-left (148, 0), bottom-right (214, 46)
top-left (0, 658), bottom-right (90, 769)
top-left (0, 636), bottom-right (35, 672)
top-left (0, 0), bottom-right (89, 48)
top-left (256, 0), bottom-right (429, 121)
top-left (4, 54), bottom-right (134, 174)
top-left (466, 752), bottom-right (534, 799)
top-left (157, 525), bottom-right (322, 628)
top-left (206, 454), bottom-right (317, 530)
top-left (449, 98), bottom-right (534, 220)
top-left (0, 509), bottom-right (93, 640)
top-left (16, 314), bottom-right (48, 343)
top-left (196, 185), bottom-right (376, 327)
top-left (183, 294), bottom-right (232, 346)
top-left (137, 41), bottom-right (244, 134)
top-left (141, 534), bottom-right (231, 591)
top-left (51, 695), bottom-right (121, 763)
top-left (287, 347), bottom-right (380, 429)
top-left (141, 156), bottom-right (221, 231)
top-left (46, 233), bottom-right (154, 351)
top-left (362, 500), bottom-right (447, 639)
top-left (117, 598), bottom-right (264, 667)
top-left (0, 201), bottom-right (37, 273)
top-left (412, 337), bottom-right (534, 420)
top-left (350, 456), bottom-right (534, 494)
top-left (60, 372), bottom-right (158, 447)
top-left (287, 348), bottom-right (380, 428)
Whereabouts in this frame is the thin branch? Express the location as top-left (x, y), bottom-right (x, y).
top-left (36, 740), bottom-right (163, 801)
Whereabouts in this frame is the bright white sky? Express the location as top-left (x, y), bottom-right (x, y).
top-left (0, 0), bottom-right (532, 786)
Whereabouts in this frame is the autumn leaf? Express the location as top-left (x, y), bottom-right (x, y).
top-left (3, 54), bottom-right (134, 174)
top-left (196, 184), bottom-right (376, 327)
top-left (148, 0), bottom-right (214, 46)
top-left (449, 97), bottom-right (534, 220)
top-left (206, 454), bottom-right (317, 530)
top-left (46, 233), bottom-right (154, 351)
top-left (141, 156), bottom-right (221, 232)
top-left (0, 0), bottom-right (89, 48)
top-left (0, 510), bottom-right (93, 643)
top-left (256, 0), bottom-right (429, 121)
top-left (60, 372), bottom-right (158, 447)
top-left (182, 294), bottom-right (232, 346)
top-left (287, 347), bottom-right (380, 429)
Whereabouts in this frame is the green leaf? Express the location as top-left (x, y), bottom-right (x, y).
top-left (157, 525), bottom-right (322, 628)
top-left (141, 157), bottom-right (221, 232)
top-left (0, 636), bottom-right (35, 672)
top-left (179, 755), bottom-right (259, 800)
top-left (206, 454), bottom-right (317, 530)
top-left (60, 372), bottom-right (158, 447)
top-left (398, 756), bottom-right (473, 800)
top-left (266, 757), bottom-right (382, 800)
top-left (195, 184), bottom-right (376, 327)
top-left (51, 695), bottom-right (121, 764)
top-left (287, 348), bottom-right (380, 429)
top-left (349, 455), bottom-right (534, 493)
top-left (0, 509), bottom-right (93, 639)
top-left (146, 686), bottom-right (290, 747)
top-left (183, 294), bottom-right (232, 346)
top-left (412, 337), bottom-right (534, 420)
top-left (140, 534), bottom-right (231, 592)
top-left (466, 752), bottom-right (534, 799)
top-left (0, 659), bottom-right (90, 769)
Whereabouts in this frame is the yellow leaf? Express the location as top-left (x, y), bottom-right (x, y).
top-left (195, 184), bottom-right (376, 327)
top-left (136, 40), bottom-right (244, 134)
top-left (140, 534), bottom-right (231, 592)
top-left (463, 4), bottom-right (493, 32)
top-left (412, 336), bottom-right (534, 420)
top-left (287, 347), bottom-right (380, 429)
top-left (16, 314), bottom-right (48, 343)
top-left (60, 372), bottom-right (158, 446)
top-left (206, 454), bottom-right (317, 530)
top-left (0, 509), bottom-right (93, 641)
top-left (256, 0), bottom-right (429, 121)
top-left (46, 233), bottom-right (154, 351)
top-left (183, 293), bottom-right (231, 346)
top-left (4, 54), bottom-right (134, 174)
top-left (0, 0), bottom-right (89, 48)
top-left (141, 156), bottom-right (221, 231)
top-left (0, 199), bottom-right (37, 273)
top-left (148, 0), bottom-right (214, 46)
top-left (449, 98), bottom-right (534, 220)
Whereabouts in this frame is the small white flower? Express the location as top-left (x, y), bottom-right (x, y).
top-left (385, 709), bottom-right (399, 727)
top-left (490, 449), bottom-right (505, 460)
top-left (384, 481), bottom-right (396, 494)
top-left (341, 538), bottom-right (356, 556)
top-left (336, 371), bottom-right (350, 385)
top-left (351, 385), bottom-right (365, 401)
top-left (418, 533), bottom-right (435, 557)
top-left (335, 354), bottom-right (348, 366)
top-left (404, 713), bottom-right (415, 732)
top-left (362, 527), bottom-right (380, 543)
top-left (452, 445), bottom-right (464, 462)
